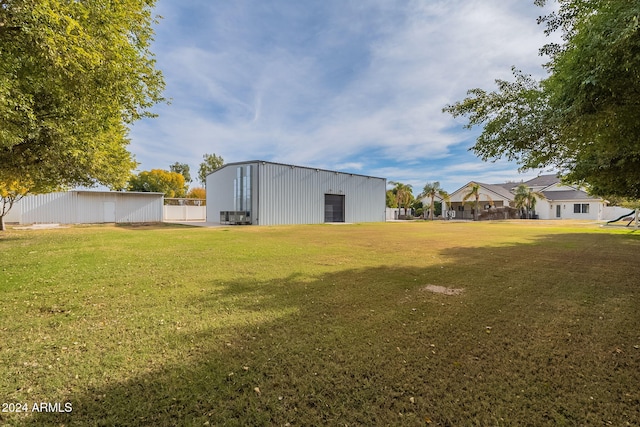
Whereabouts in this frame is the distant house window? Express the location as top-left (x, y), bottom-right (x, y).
top-left (458, 206), bottom-right (464, 211)
top-left (574, 203), bottom-right (589, 214)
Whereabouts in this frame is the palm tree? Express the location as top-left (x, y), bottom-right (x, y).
top-left (462, 182), bottom-right (492, 221)
top-left (513, 184), bottom-right (545, 219)
top-left (389, 181), bottom-right (414, 217)
top-left (419, 182), bottom-right (450, 220)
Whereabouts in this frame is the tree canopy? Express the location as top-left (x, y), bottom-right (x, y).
top-left (170, 162), bottom-right (192, 184)
top-left (0, 0), bottom-right (165, 194)
top-left (186, 187), bottom-right (206, 199)
top-left (128, 169), bottom-right (186, 198)
top-left (513, 184), bottom-right (545, 219)
top-left (198, 153), bottom-right (224, 184)
top-left (443, 0), bottom-right (640, 199)
top-left (419, 182), bottom-right (449, 220)
top-left (388, 181), bottom-right (414, 213)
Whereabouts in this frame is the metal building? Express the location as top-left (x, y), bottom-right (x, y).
top-left (7, 191), bottom-right (163, 225)
top-left (206, 161), bottom-right (386, 225)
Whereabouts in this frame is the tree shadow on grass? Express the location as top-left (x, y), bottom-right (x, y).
top-left (10, 233), bottom-right (640, 426)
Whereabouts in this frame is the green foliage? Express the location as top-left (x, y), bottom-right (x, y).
top-left (385, 190), bottom-right (397, 208)
top-left (444, 0), bottom-right (640, 199)
top-left (128, 169), bottom-right (186, 198)
top-left (433, 201), bottom-right (443, 217)
top-left (388, 181), bottom-right (414, 211)
top-left (410, 200), bottom-right (424, 217)
top-left (170, 162), bottom-right (192, 184)
top-left (419, 181), bottom-right (449, 220)
top-left (513, 184), bottom-right (546, 218)
top-left (198, 153), bottom-right (224, 184)
top-left (0, 0), bottom-right (165, 194)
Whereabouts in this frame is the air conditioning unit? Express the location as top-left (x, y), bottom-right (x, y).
top-left (220, 211), bottom-right (251, 225)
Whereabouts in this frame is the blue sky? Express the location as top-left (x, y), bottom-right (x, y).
top-left (129, 0), bottom-right (558, 194)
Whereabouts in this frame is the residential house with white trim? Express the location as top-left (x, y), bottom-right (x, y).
top-left (446, 175), bottom-right (611, 220)
top-left (447, 181), bottom-right (518, 220)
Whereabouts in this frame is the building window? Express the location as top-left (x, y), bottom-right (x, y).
top-left (457, 205), bottom-right (464, 211)
top-left (574, 203), bottom-right (589, 214)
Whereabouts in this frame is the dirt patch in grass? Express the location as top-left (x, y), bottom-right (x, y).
top-left (421, 284), bottom-right (464, 295)
top-left (13, 223), bottom-right (68, 230)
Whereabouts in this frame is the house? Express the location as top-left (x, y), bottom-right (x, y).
top-left (416, 193), bottom-right (448, 219)
top-left (205, 161), bottom-right (386, 225)
top-left (448, 182), bottom-right (518, 220)
top-left (502, 176), bottom-right (608, 220)
top-left (447, 175), bottom-right (610, 220)
top-left (6, 191), bottom-right (164, 225)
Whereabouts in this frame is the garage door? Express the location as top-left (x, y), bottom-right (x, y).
top-left (324, 194), bottom-right (345, 222)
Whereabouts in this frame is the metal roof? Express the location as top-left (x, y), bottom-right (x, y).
top-left (207, 160), bottom-right (386, 181)
top-left (72, 190), bottom-right (164, 196)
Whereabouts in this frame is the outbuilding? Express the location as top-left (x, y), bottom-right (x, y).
top-left (206, 161), bottom-right (386, 225)
top-left (6, 190), bottom-right (164, 225)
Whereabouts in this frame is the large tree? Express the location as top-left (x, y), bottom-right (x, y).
top-left (128, 170), bottom-right (186, 198)
top-left (170, 162), bottom-right (192, 184)
top-left (0, 0), bottom-right (165, 226)
top-left (388, 181), bottom-right (414, 217)
top-left (186, 187), bottom-right (206, 200)
top-left (443, 0), bottom-right (640, 199)
top-left (198, 153), bottom-right (224, 185)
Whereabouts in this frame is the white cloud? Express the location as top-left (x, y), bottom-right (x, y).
top-left (130, 0), bottom-right (558, 186)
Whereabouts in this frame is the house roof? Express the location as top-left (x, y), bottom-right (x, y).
top-left (523, 174), bottom-right (561, 188)
top-left (492, 182), bottom-right (522, 193)
top-left (478, 182), bottom-right (516, 200)
top-left (541, 189), bottom-right (600, 201)
top-left (450, 181), bottom-right (515, 202)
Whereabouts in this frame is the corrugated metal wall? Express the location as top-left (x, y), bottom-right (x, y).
top-left (75, 192), bottom-right (163, 223)
top-left (21, 192), bottom-right (79, 224)
top-left (257, 163), bottom-right (386, 226)
top-left (206, 161), bottom-right (386, 226)
top-left (16, 191), bottom-right (163, 224)
top-left (115, 193), bottom-right (163, 223)
top-left (206, 163), bottom-right (258, 224)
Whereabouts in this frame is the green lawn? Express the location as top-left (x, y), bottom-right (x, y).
top-left (1, 221), bottom-right (639, 426)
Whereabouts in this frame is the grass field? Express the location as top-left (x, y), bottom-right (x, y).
top-left (0, 221), bottom-right (639, 426)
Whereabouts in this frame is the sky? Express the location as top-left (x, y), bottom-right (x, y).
top-left (129, 0), bottom-right (559, 194)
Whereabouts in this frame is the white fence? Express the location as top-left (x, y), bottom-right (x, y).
top-left (602, 206), bottom-right (636, 221)
top-left (163, 205), bottom-right (206, 222)
top-left (386, 208), bottom-right (412, 220)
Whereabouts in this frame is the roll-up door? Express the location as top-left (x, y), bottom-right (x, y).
top-left (324, 194), bottom-right (345, 222)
